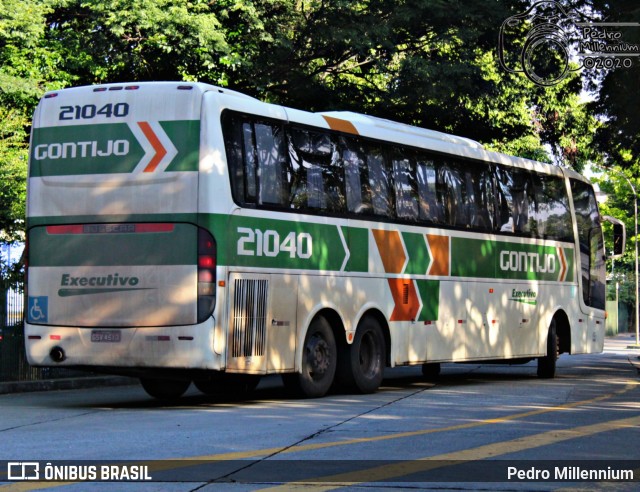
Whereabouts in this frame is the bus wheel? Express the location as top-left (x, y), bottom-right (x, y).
top-left (285, 315), bottom-right (336, 398)
top-left (537, 319), bottom-right (558, 379)
top-left (343, 316), bottom-right (386, 394)
top-left (194, 374), bottom-right (261, 397)
top-left (140, 378), bottom-right (191, 400)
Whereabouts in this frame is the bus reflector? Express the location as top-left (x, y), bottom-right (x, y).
top-left (197, 228), bottom-right (216, 323)
top-left (50, 335), bottom-right (61, 341)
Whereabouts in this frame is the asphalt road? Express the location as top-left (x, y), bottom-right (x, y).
top-left (1, 335), bottom-right (639, 491)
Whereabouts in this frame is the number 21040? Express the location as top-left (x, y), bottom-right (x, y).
top-left (237, 228), bottom-right (312, 259)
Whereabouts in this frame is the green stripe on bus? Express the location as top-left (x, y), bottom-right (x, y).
top-left (29, 223), bottom-right (197, 267)
top-left (161, 120), bottom-right (200, 172)
top-left (29, 121), bottom-right (199, 177)
top-left (451, 237), bottom-right (573, 281)
top-left (30, 124), bottom-right (144, 176)
top-left (402, 232), bottom-right (431, 275)
top-left (416, 279), bottom-right (440, 321)
top-left (342, 226), bottom-right (369, 273)
top-left (216, 215), bottom-right (350, 271)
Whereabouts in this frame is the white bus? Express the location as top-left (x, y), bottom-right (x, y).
top-left (25, 82), bottom-right (624, 399)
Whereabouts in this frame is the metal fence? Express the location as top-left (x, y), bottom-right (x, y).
top-left (1, 281), bottom-right (87, 382)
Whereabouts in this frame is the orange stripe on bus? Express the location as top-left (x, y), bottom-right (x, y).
top-left (558, 247), bottom-right (567, 281)
top-left (426, 234), bottom-right (449, 276)
top-left (138, 121), bottom-right (167, 172)
top-left (388, 279), bottom-right (421, 321)
top-left (321, 115), bottom-right (359, 135)
top-left (372, 230), bottom-right (406, 274)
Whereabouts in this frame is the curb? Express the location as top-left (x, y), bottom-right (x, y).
top-left (0, 376), bottom-right (137, 395)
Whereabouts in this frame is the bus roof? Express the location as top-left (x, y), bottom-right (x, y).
top-left (321, 111), bottom-right (484, 150)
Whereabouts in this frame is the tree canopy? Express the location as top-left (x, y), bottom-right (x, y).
top-left (1, 0), bottom-right (638, 277)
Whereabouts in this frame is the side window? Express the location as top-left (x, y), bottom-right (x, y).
top-left (340, 137), bottom-right (374, 215)
top-left (392, 152), bottom-right (419, 221)
top-left (367, 146), bottom-right (394, 217)
top-left (416, 158), bottom-right (444, 224)
top-left (255, 123), bottom-right (288, 206)
top-left (571, 179), bottom-right (605, 309)
top-left (438, 162), bottom-right (465, 227)
top-left (288, 127), bottom-right (344, 213)
top-left (495, 166), bottom-right (515, 232)
top-left (531, 173), bottom-right (573, 241)
top-left (495, 165), bottom-right (534, 234)
top-left (222, 113), bottom-right (288, 207)
top-left (222, 112), bottom-right (247, 204)
top-left (462, 162), bottom-right (494, 231)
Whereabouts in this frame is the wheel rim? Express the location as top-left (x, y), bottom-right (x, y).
top-left (306, 333), bottom-right (331, 381)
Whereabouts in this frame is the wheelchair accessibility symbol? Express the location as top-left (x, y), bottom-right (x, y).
top-left (28, 296), bottom-right (48, 323)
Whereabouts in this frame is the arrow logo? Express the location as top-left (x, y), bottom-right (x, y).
top-left (130, 121), bottom-right (178, 173)
top-left (557, 247), bottom-right (568, 282)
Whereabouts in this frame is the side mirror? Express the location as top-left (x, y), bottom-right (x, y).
top-left (602, 216), bottom-right (626, 259)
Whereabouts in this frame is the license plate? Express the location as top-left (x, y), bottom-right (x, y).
top-left (91, 330), bottom-right (121, 343)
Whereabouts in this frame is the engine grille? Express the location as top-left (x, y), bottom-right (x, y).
top-left (230, 278), bottom-right (268, 358)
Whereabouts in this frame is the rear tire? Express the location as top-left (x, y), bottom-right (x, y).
top-left (537, 319), bottom-right (558, 379)
top-left (337, 316), bottom-right (385, 394)
top-left (140, 378), bottom-right (190, 400)
top-left (284, 315), bottom-right (336, 398)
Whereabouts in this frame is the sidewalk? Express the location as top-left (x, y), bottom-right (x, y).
top-left (604, 333), bottom-right (640, 372)
top-left (604, 332), bottom-right (640, 353)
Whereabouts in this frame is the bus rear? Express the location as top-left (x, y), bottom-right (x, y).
top-left (25, 83), bottom-right (217, 379)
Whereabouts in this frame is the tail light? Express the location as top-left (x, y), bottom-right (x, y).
top-left (197, 228), bottom-right (216, 323)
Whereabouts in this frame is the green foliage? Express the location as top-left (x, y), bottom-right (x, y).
top-left (0, 0), bottom-right (58, 246)
top-left (46, 0), bottom-right (233, 83)
top-left (0, 0), bottom-right (636, 264)
top-left (592, 164), bottom-right (639, 307)
top-left (584, 0), bottom-right (640, 171)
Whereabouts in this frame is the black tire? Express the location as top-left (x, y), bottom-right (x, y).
top-left (140, 378), bottom-right (191, 400)
top-left (421, 362), bottom-right (441, 380)
top-left (194, 374), bottom-right (261, 397)
top-left (537, 319), bottom-right (558, 378)
top-left (338, 316), bottom-right (385, 394)
top-left (284, 316), bottom-right (336, 398)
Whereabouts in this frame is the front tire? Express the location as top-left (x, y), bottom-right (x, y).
top-left (537, 319), bottom-right (558, 378)
top-left (140, 378), bottom-right (191, 400)
top-left (284, 315), bottom-right (336, 398)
